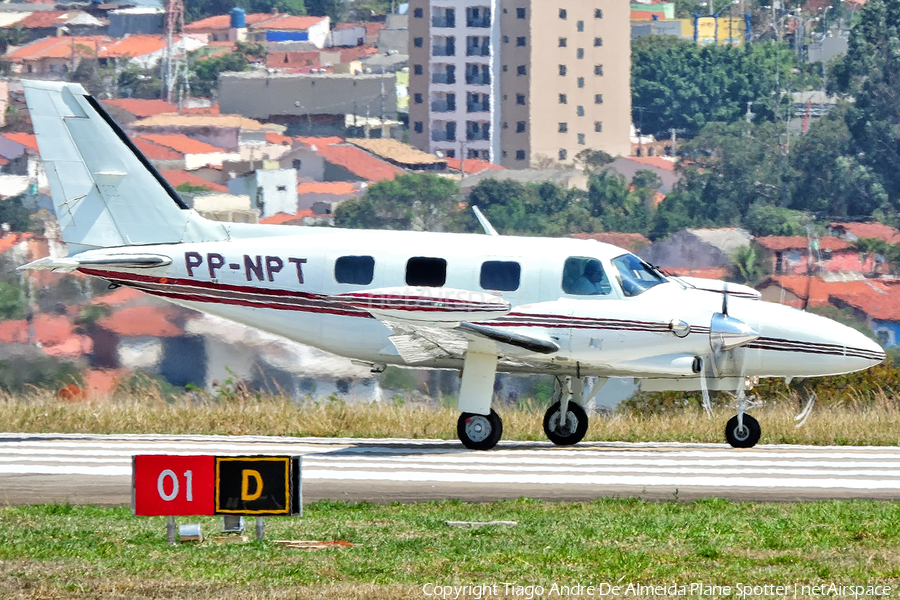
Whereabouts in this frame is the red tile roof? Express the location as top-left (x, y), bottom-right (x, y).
top-left (0, 232), bottom-right (35, 255)
top-left (102, 98), bottom-right (177, 118)
top-left (267, 50), bottom-right (320, 68)
top-left (571, 232), bottom-right (651, 252)
top-left (257, 14), bottom-right (328, 30)
top-left (91, 287), bottom-right (146, 306)
top-left (132, 136), bottom-right (183, 160)
top-left (663, 267), bottom-right (732, 280)
top-left (182, 104), bottom-right (220, 116)
top-left (830, 286), bottom-right (900, 321)
top-left (2, 35), bottom-right (106, 62)
top-left (261, 212), bottom-right (304, 225)
top-left (631, 10), bottom-right (667, 19)
top-left (161, 169), bottom-right (228, 192)
top-left (0, 314), bottom-right (89, 355)
top-left (830, 222), bottom-right (900, 244)
top-left (294, 136), bottom-right (344, 147)
top-left (9, 11), bottom-right (68, 29)
top-left (137, 133), bottom-right (225, 155)
top-left (266, 131), bottom-right (293, 145)
top-left (757, 275), bottom-right (889, 308)
top-left (755, 236), bottom-right (851, 252)
top-left (296, 181), bottom-right (358, 195)
top-left (97, 34), bottom-right (166, 58)
top-left (315, 143), bottom-right (403, 182)
top-left (338, 45), bottom-right (378, 62)
top-left (2, 132), bottom-right (38, 153)
top-left (626, 156), bottom-right (677, 171)
top-left (185, 13), bottom-right (326, 32)
top-left (97, 306), bottom-right (183, 337)
top-left (445, 157), bottom-right (505, 174)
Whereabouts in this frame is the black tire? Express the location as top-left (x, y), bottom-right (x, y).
top-left (457, 409), bottom-right (503, 450)
top-left (725, 414), bottom-right (761, 448)
top-left (543, 401), bottom-right (589, 446)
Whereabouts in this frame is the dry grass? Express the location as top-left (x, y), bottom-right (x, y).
top-left (1, 386), bottom-right (900, 445)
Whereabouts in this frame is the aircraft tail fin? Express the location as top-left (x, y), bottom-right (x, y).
top-left (23, 80), bottom-right (229, 253)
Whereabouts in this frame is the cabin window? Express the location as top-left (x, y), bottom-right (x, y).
top-left (562, 257), bottom-right (611, 296)
top-left (612, 253), bottom-right (666, 297)
top-left (480, 261), bottom-right (521, 291)
top-left (406, 257), bottom-right (447, 287)
top-left (334, 255), bottom-right (375, 285)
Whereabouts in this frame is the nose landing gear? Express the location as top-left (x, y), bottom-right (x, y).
top-left (724, 413), bottom-right (760, 448)
top-left (543, 401), bottom-right (588, 446)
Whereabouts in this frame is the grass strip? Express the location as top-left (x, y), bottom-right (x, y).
top-left (2, 390), bottom-right (900, 446)
top-left (1, 500), bottom-right (899, 599)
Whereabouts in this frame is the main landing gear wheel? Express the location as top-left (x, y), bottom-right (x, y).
top-left (457, 409), bottom-right (503, 450)
top-left (725, 414), bottom-right (761, 448)
top-left (543, 401), bottom-right (589, 446)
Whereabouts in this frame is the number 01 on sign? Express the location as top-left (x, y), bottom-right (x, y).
top-left (132, 455), bottom-right (302, 517)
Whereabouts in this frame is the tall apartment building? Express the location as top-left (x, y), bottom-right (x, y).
top-left (408, 0), bottom-right (631, 169)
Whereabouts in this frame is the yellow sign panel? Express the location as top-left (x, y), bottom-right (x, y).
top-left (686, 16), bottom-right (746, 45)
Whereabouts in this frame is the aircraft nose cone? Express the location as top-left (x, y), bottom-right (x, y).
top-left (710, 313), bottom-right (760, 352)
top-left (740, 300), bottom-right (886, 377)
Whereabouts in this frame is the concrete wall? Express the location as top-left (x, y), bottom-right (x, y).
top-left (227, 168), bottom-right (299, 217)
top-left (219, 72), bottom-right (397, 121)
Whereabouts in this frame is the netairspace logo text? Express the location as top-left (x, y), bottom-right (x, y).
top-left (421, 582), bottom-right (893, 599)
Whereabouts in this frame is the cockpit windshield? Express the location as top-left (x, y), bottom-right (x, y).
top-left (612, 254), bottom-right (667, 297)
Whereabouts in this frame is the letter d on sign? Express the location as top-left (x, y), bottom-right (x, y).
top-left (242, 470), bottom-right (263, 501)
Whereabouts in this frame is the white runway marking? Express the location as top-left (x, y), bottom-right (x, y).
top-left (0, 433), bottom-right (899, 496)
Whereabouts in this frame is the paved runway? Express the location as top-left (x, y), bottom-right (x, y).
top-left (1, 433), bottom-right (899, 505)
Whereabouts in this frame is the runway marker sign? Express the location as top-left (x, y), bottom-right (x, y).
top-left (132, 455), bottom-right (215, 516)
top-left (132, 455), bottom-right (302, 517)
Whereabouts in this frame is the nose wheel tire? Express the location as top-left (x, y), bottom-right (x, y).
top-left (725, 414), bottom-right (761, 448)
top-left (457, 409), bottom-right (503, 450)
top-left (543, 401), bottom-right (589, 446)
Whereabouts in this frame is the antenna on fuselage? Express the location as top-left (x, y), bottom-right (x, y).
top-left (722, 282), bottom-right (729, 316)
top-left (472, 205), bottom-right (499, 236)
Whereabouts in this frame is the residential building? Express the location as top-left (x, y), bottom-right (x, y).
top-left (754, 235), bottom-right (874, 276)
top-left (227, 167), bottom-right (299, 217)
top-left (184, 13), bottom-right (330, 47)
top-left (408, 0), bottom-right (630, 168)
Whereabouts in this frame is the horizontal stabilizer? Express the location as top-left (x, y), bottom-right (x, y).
top-left (18, 253), bottom-right (172, 273)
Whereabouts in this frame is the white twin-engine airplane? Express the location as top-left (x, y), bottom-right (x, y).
top-left (20, 81), bottom-right (885, 450)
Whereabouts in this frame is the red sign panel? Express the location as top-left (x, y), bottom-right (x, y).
top-left (133, 455), bottom-right (215, 516)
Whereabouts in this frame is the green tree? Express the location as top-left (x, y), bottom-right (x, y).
top-left (653, 120), bottom-right (786, 238)
top-left (588, 171), bottom-right (651, 234)
top-left (334, 174), bottom-right (462, 231)
top-left (306, 0), bottom-right (345, 21)
top-left (830, 0), bottom-right (900, 221)
top-left (0, 195), bottom-right (33, 232)
top-left (632, 36), bottom-right (796, 137)
top-left (186, 0), bottom-right (305, 23)
top-left (115, 63), bottom-right (163, 99)
top-left (743, 204), bottom-right (807, 236)
top-left (190, 50), bottom-right (251, 98)
top-left (0, 281), bottom-right (26, 320)
top-left (71, 58), bottom-right (103, 96)
top-left (731, 245), bottom-right (766, 284)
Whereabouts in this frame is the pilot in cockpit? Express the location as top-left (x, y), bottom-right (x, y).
top-left (564, 258), bottom-right (612, 296)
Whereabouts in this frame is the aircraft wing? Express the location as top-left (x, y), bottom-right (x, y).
top-left (333, 287), bottom-right (559, 364)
